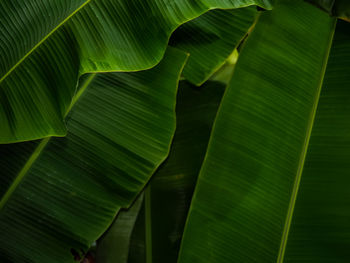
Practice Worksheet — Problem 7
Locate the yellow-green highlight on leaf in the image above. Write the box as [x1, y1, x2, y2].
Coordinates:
[0, 48, 187, 263]
[169, 7, 257, 85]
[0, 0, 274, 143]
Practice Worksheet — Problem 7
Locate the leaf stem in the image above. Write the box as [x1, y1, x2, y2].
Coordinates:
[145, 186, 153, 263]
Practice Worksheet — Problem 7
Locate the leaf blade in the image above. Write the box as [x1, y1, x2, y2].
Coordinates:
[0, 0, 274, 143]
[170, 8, 257, 85]
[126, 81, 226, 263]
[178, 1, 336, 262]
[0, 48, 187, 263]
[284, 19, 350, 262]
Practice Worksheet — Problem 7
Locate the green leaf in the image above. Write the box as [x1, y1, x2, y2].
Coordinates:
[333, 0, 350, 21]
[304, 0, 334, 13]
[144, 81, 225, 263]
[306, 0, 350, 21]
[0, 0, 273, 143]
[128, 201, 147, 263]
[0, 0, 89, 143]
[170, 7, 257, 85]
[284, 19, 350, 262]
[209, 49, 239, 85]
[0, 48, 187, 263]
[70, 0, 274, 74]
[178, 1, 337, 262]
[122, 81, 225, 263]
[96, 194, 144, 263]
[0, 0, 89, 78]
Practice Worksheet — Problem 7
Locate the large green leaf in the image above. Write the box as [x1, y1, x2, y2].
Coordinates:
[178, 1, 338, 262]
[0, 0, 89, 142]
[0, 0, 273, 143]
[0, 48, 187, 263]
[142, 81, 225, 263]
[70, 0, 274, 73]
[108, 81, 225, 263]
[170, 8, 257, 85]
[0, 0, 89, 78]
[284, 19, 350, 262]
[306, 0, 350, 21]
[0, 1, 88, 140]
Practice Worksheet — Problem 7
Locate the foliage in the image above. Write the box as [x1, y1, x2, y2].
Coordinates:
[1, 0, 350, 262]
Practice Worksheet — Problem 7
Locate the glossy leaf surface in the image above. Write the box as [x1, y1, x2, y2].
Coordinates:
[0, 0, 273, 143]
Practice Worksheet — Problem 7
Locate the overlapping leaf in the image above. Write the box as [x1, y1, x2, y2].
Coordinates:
[96, 194, 144, 263]
[178, 1, 339, 262]
[0, 48, 187, 263]
[306, 0, 350, 21]
[170, 8, 257, 85]
[141, 81, 225, 263]
[98, 81, 225, 263]
[0, 0, 273, 143]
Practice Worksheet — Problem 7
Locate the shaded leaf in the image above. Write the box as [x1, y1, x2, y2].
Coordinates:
[0, 48, 187, 263]
[96, 194, 144, 263]
[306, 0, 350, 21]
[178, 1, 337, 262]
[305, 0, 334, 13]
[333, 0, 350, 21]
[119, 81, 225, 263]
[142, 81, 225, 263]
[284, 19, 350, 262]
[170, 7, 257, 85]
[128, 202, 147, 263]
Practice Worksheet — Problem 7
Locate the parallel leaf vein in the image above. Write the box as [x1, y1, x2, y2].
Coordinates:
[0, 0, 91, 84]
[277, 19, 337, 263]
[0, 74, 96, 211]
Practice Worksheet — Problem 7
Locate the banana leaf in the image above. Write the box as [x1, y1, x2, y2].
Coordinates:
[178, 0, 344, 262]
[210, 49, 239, 85]
[305, 0, 334, 13]
[96, 81, 225, 263]
[141, 81, 226, 263]
[128, 201, 147, 263]
[170, 8, 257, 85]
[0, 48, 187, 263]
[306, 0, 350, 21]
[96, 194, 144, 263]
[283, 19, 350, 262]
[0, 0, 273, 143]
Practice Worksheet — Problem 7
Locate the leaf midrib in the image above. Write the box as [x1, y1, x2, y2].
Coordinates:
[0, 74, 96, 211]
[276, 18, 337, 263]
[0, 0, 91, 84]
